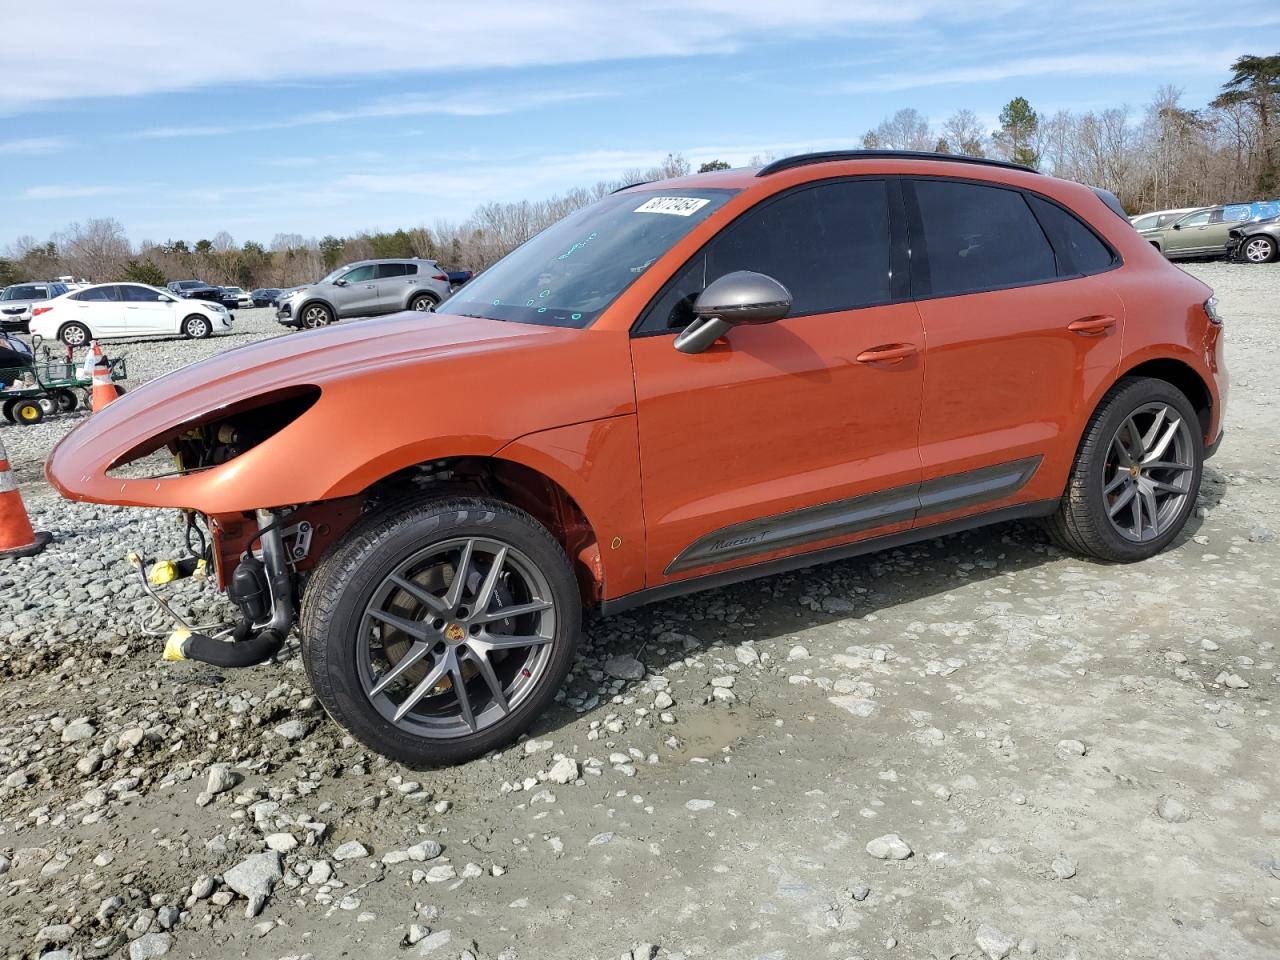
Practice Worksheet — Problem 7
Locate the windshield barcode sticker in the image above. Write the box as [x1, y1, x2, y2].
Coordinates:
[634, 196, 711, 217]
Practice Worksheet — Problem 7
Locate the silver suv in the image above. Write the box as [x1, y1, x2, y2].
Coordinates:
[2, 282, 69, 333]
[276, 258, 452, 329]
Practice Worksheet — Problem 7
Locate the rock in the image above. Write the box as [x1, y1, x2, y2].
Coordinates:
[523, 738, 553, 755]
[222, 851, 282, 917]
[604, 655, 645, 680]
[417, 929, 453, 953]
[406, 924, 430, 945]
[425, 864, 456, 882]
[865, 834, 912, 860]
[632, 945, 658, 960]
[266, 833, 299, 853]
[829, 696, 876, 718]
[205, 764, 237, 796]
[735, 645, 760, 665]
[849, 883, 871, 901]
[191, 875, 215, 899]
[60, 720, 95, 743]
[654, 691, 674, 710]
[685, 799, 715, 812]
[787, 645, 810, 661]
[1156, 795, 1191, 823]
[548, 757, 579, 784]
[1216, 671, 1250, 689]
[975, 923, 1017, 960]
[1051, 857, 1077, 879]
[407, 840, 442, 861]
[35, 924, 75, 946]
[117, 726, 146, 749]
[129, 933, 172, 959]
[333, 841, 369, 861]
[1055, 739, 1087, 758]
[273, 719, 308, 741]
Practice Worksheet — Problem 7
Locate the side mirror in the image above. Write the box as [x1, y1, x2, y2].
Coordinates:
[1172, 223, 1182, 230]
[333, 278, 348, 287]
[673, 271, 792, 355]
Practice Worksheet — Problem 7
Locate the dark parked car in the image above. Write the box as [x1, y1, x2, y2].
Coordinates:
[166, 279, 223, 303]
[446, 270, 473, 290]
[250, 288, 284, 307]
[1227, 216, 1280, 263]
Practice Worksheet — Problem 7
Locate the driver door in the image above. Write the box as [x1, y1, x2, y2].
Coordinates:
[118, 284, 175, 335]
[331, 264, 378, 317]
[629, 178, 926, 586]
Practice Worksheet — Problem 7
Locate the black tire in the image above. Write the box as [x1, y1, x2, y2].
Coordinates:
[300, 496, 581, 767]
[13, 399, 44, 424]
[410, 293, 439, 312]
[1, 398, 16, 423]
[299, 302, 334, 329]
[1046, 377, 1203, 562]
[53, 389, 78, 413]
[114, 384, 127, 397]
[183, 314, 212, 339]
[1242, 235, 1277, 264]
[59, 322, 91, 348]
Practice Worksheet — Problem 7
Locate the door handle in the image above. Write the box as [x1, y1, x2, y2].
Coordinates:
[855, 343, 917, 364]
[1067, 316, 1116, 335]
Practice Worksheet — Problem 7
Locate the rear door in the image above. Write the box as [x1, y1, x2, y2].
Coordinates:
[70, 285, 126, 336]
[118, 284, 177, 335]
[905, 178, 1125, 523]
[373, 262, 414, 313]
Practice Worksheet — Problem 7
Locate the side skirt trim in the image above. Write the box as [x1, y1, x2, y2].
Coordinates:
[665, 456, 1042, 575]
[600, 498, 1059, 617]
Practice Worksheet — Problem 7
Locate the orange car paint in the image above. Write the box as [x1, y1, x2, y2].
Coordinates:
[46, 156, 1226, 606]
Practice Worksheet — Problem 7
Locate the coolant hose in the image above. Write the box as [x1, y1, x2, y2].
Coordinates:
[163, 628, 284, 667]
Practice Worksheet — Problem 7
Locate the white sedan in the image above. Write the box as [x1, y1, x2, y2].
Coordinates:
[29, 282, 233, 347]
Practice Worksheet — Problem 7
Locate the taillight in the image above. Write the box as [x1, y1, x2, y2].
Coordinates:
[1204, 296, 1223, 325]
[32, 306, 52, 317]
[432, 274, 448, 282]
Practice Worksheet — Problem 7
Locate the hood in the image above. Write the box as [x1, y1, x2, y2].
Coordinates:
[46, 310, 634, 512]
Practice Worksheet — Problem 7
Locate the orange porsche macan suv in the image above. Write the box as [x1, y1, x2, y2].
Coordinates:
[48, 151, 1227, 765]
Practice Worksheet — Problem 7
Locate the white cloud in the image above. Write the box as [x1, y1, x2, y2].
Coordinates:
[1, 1, 994, 111]
[22, 185, 126, 200]
[0, 137, 70, 155]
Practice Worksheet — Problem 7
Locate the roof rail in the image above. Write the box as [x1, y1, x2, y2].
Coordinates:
[755, 150, 1039, 177]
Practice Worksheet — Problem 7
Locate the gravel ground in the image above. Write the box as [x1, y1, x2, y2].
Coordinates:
[1, 265, 1278, 960]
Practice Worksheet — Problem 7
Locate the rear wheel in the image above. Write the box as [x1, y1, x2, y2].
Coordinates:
[1047, 377, 1202, 562]
[300, 497, 581, 767]
[1243, 236, 1277, 264]
[300, 303, 333, 329]
[410, 293, 439, 312]
[59, 322, 90, 348]
[52, 388, 78, 413]
[13, 399, 44, 424]
[1, 399, 17, 423]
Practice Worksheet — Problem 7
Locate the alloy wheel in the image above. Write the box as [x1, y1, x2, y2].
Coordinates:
[302, 305, 329, 328]
[1102, 402, 1195, 542]
[1244, 238, 1274, 263]
[62, 325, 86, 346]
[188, 318, 209, 337]
[357, 537, 557, 740]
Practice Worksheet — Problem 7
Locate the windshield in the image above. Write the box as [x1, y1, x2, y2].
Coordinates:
[442, 188, 737, 328]
[319, 266, 350, 284]
[3, 286, 43, 300]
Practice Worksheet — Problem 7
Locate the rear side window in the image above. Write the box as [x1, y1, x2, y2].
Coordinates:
[376, 263, 409, 279]
[911, 179, 1056, 297]
[75, 286, 120, 302]
[640, 178, 891, 331]
[1027, 196, 1116, 276]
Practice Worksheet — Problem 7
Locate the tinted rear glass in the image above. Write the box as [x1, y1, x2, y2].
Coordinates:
[913, 179, 1056, 296]
[1027, 196, 1116, 276]
[76, 286, 120, 302]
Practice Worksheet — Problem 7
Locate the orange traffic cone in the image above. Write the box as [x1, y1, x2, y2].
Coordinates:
[91, 357, 118, 413]
[0, 434, 51, 558]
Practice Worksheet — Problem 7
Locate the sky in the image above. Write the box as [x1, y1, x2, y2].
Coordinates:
[0, 1, 1271, 250]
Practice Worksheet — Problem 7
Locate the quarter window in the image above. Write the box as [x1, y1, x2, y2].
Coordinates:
[1027, 196, 1116, 276]
[911, 179, 1056, 296]
[641, 179, 892, 331]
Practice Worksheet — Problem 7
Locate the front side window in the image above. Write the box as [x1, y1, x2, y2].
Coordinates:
[912, 179, 1056, 297]
[341, 265, 376, 283]
[640, 179, 892, 332]
[1177, 211, 1212, 227]
[442, 189, 736, 328]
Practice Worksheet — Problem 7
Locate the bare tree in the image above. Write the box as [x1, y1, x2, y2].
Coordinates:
[58, 219, 130, 281]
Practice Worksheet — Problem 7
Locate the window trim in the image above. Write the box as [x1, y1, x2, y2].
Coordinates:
[631, 175, 905, 338]
[901, 175, 1121, 302]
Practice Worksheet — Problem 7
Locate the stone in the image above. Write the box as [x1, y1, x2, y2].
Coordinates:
[1156, 795, 1191, 823]
[1051, 857, 1077, 879]
[273, 719, 308, 741]
[191, 875, 215, 899]
[407, 840, 443, 861]
[417, 929, 453, 953]
[333, 840, 370, 861]
[129, 933, 172, 959]
[60, 720, 95, 743]
[865, 834, 912, 860]
[685, 798, 715, 811]
[117, 726, 146, 749]
[222, 851, 282, 916]
[1055, 739, 1087, 758]
[604, 655, 645, 680]
[975, 923, 1017, 960]
[548, 757, 579, 784]
[788, 645, 810, 660]
[266, 833, 299, 853]
[205, 764, 236, 796]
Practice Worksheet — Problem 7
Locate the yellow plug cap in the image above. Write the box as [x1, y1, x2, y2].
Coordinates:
[148, 560, 179, 586]
[162, 629, 191, 661]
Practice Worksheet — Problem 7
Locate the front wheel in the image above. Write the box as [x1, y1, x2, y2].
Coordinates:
[183, 314, 212, 339]
[1243, 236, 1277, 264]
[1046, 377, 1203, 562]
[300, 303, 334, 329]
[300, 497, 581, 767]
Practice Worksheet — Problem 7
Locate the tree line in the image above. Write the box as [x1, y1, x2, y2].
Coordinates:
[2, 53, 1275, 291]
